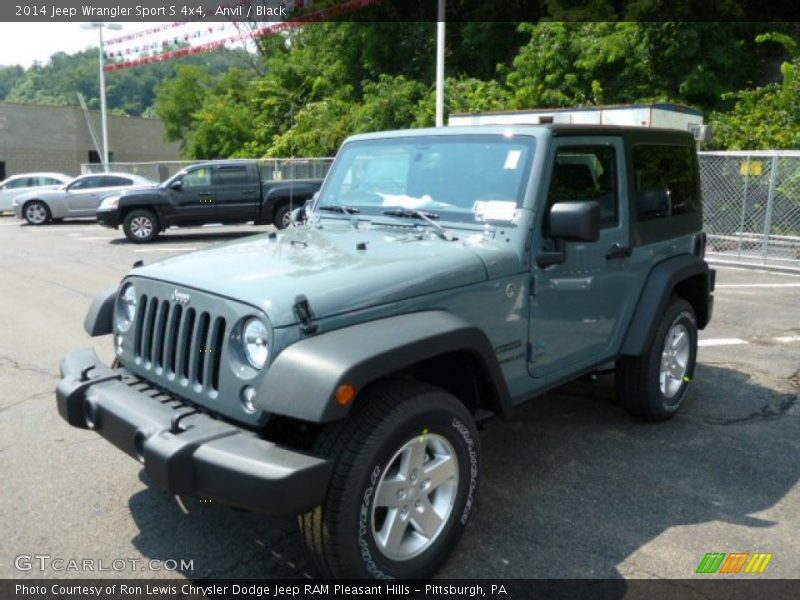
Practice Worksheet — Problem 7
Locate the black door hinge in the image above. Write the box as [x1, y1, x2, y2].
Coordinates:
[293, 294, 318, 334]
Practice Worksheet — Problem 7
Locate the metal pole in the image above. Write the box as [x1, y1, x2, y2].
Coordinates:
[435, 0, 445, 127]
[98, 26, 109, 171]
[736, 156, 750, 257]
[762, 155, 779, 264]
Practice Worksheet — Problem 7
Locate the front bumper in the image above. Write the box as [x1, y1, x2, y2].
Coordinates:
[56, 348, 332, 515]
[96, 209, 120, 228]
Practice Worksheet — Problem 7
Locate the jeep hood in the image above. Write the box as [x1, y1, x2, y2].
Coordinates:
[132, 224, 511, 327]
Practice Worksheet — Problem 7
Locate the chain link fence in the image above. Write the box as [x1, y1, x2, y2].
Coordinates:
[80, 158, 334, 183]
[699, 151, 800, 268]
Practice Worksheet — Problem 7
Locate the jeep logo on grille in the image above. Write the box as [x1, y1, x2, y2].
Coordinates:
[171, 290, 191, 306]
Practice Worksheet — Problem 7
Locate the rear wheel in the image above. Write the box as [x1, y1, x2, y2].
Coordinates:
[123, 209, 160, 243]
[273, 204, 293, 230]
[616, 297, 697, 421]
[23, 200, 51, 225]
[299, 380, 479, 579]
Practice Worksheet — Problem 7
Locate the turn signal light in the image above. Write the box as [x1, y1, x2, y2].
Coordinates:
[335, 384, 356, 406]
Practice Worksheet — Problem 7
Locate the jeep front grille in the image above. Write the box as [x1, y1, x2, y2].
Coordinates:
[133, 294, 226, 393]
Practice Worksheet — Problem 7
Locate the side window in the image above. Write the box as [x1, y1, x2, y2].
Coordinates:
[183, 167, 211, 188]
[41, 177, 63, 186]
[6, 177, 33, 189]
[632, 144, 699, 220]
[215, 166, 249, 186]
[547, 145, 617, 228]
[68, 178, 93, 190]
[101, 176, 132, 187]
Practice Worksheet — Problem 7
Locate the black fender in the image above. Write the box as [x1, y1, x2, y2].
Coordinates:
[620, 254, 715, 356]
[83, 287, 117, 336]
[264, 181, 321, 221]
[257, 311, 512, 423]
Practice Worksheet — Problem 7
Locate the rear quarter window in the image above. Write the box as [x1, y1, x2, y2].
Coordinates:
[632, 144, 700, 220]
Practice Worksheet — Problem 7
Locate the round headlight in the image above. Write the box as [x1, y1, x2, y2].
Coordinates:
[117, 283, 137, 332]
[242, 318, 269, 369]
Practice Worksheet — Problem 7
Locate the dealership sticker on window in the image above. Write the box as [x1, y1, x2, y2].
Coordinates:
[474, 200, 517, 221]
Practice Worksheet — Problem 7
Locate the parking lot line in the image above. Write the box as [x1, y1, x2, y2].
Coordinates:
[716, 283, 800, 288]
[774, 335, 800, 344]
[74, 236, 117, 241]
[698, 338, 749, 347]
[133, 247, 198, 253]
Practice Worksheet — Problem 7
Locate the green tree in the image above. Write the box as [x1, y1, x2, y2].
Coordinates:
[153, 64, 214, 147]
[710, 33, 800, 149]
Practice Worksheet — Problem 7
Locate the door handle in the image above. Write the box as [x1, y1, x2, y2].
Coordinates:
[199, 192, 212, 197]
[606, 242, 632, 260]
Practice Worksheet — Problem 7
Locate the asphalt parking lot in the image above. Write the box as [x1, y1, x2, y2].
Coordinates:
[0, 216, 798, 582]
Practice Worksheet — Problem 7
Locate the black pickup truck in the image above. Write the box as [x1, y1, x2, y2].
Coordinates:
[95, 160, 323, 242]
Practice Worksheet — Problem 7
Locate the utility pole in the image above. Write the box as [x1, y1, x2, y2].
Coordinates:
[435, 0, 445, 127]
[82, 22, 122, 171]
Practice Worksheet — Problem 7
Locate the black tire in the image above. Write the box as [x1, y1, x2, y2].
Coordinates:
[299, 380, 480, 579]
[616, 297, 698, 421]
[273, 203, 293, 230]
[23, 200, 51, 225]
[123, 209, 160, 243]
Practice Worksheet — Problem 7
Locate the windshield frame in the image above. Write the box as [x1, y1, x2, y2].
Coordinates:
[314, 133, 537, 226]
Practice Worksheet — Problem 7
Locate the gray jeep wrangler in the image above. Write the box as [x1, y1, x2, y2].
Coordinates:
[56, 125, 714, 579]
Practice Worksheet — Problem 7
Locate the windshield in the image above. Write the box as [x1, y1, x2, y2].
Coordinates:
[316, 134, 535, 224]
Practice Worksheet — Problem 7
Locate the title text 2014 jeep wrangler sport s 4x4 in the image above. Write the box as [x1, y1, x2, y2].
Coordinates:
[56, 125, 714, 579]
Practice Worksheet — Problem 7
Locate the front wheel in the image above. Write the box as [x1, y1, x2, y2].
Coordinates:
[300, 380, 480, 579]
[123, 209, 160, 243]
[616, 297, 698, 421]
[23, 200, 51, 225]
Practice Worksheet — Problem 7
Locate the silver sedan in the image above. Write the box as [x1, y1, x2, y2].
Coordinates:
[13, 172, 155, 225]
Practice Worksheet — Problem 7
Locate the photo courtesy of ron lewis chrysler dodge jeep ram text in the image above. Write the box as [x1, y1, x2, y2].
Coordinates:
[56, 124, 714, 579]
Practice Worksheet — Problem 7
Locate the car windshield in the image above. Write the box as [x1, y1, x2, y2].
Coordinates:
[316, 134, 536, 225]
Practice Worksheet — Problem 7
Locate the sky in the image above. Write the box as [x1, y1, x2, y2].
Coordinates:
[0, 22, 227, 68]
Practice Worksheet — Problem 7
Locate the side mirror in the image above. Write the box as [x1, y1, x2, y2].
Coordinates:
[169, 180, 183, 192]
[549, 200, 601, 242]
[537, 200, 601, 267]
[289, 206, 307, 226]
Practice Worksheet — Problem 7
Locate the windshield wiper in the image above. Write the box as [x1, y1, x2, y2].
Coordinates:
[317, 204, 361, 227]
[382, 209, 456, 241]
[318, 205, 361, 215]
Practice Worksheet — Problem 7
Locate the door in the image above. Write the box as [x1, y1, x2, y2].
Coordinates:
[167, 165, 216, 223]
[528, 138, 637, 377]
[63, 175, 108, 214]
[212, 164, 259, 221]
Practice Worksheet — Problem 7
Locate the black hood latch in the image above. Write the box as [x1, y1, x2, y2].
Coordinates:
[293, 295, 318, 335]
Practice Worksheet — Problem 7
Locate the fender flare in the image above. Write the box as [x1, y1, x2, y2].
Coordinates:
[620, 254, 714, 356]
[257, 311, 512, 423]
[83, 287, 117, 336]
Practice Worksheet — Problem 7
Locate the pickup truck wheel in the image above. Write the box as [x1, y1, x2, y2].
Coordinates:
[616, 297, 697, 421]
[123, 209, 160, 243]
[299, 380, 479, 579]
[273, 204, 292, 230]
[23, 200, 51, 225]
